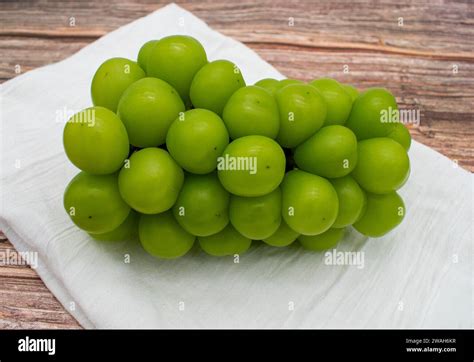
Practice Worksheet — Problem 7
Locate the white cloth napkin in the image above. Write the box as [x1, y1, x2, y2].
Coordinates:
[0, 3, 472, 329]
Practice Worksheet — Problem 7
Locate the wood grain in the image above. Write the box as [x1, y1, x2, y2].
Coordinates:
[0, 0, 472, 329]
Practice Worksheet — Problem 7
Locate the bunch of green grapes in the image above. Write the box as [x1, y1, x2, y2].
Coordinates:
[63, 35, 411, 259]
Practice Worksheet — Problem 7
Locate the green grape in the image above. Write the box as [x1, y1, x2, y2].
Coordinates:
[275, 83, 327, 148]
[254, 79, 302, 96]
[139, 211, 195, 259]
[342, 84, 359, 102]
[293, 125, 358, 178]
[229, 187, 281, 240]
[117, 77, 185, 148]
[345, 87, 398, 140]
[353, 191, 405, 237]
[89, 210, 139, 241]
[118, 148, 184, 214]
[277, 79, 304, 90]
[299, 228, 345, 251]
[281, 170, 339, 235]
[217, 135, 286, 197]
[262, 220, 299, 247]
[147, 35, 207, 104]
[198, 224, 252, 257]
[173, 173, 230, 236]
[387, 122, 412, 151]
[222, 85, 280, 139]
[309, 78, 353, 125]
[329, 176, 367, 228]
[91, 58, 145, 112]
[137, 40, 159, 73]
[352, 138, 410, 194]
[63, 107, 129, 175]
[189, 60, 245, 115]
[166, 109, 229, 174]
[63, 172, 130, 234]
[254, 78, 280, 95]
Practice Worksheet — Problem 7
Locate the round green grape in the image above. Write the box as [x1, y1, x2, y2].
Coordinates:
[329, 176, 367, 228]
[275, 83, 327, 148]
[310, 78, 353, 125]
[342, 84, 359, 102]
[352, 138, 410, 194]
[299, 228, 345, 251]
[64, 172, 131, 234]
[63, 106, 129, 175]
[353, 191, 405, 237]
[222, 85, 280, 139]
[118, 148, 184, 214]
[117, 77, 185, 147]
[173, 173, 230, 236]
[217, 135, 286, 197]
[190, 60, 245, 115]
[137, 40, 159, 73]
[139, 211, 195, 259]
[281, 170, 339, 235]
[147, 35, 207, 104]
[254, 78, 280, 95]
[89, 210, 139, 241]
[388, 122, 412, 151]
[293, 125, 358, 178]
[91, 58, 145, 112]
[229, 187, 281, 240]
[345, 87, 398, 140]
[262, 220, 299, 247]
[166, 109, 229, 174]
[198, 225, 252, 257]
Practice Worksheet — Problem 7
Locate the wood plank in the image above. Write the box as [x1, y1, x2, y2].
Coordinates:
[0, 1, 473, 53]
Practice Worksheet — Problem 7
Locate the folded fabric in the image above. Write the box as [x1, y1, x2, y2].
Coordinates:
[0, 3, 471, 329]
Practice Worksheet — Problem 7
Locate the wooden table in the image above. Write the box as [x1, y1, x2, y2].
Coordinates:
[0, 0, 472, 329]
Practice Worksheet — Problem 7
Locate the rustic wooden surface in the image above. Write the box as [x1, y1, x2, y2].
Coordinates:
[0, 0, 472, 329]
